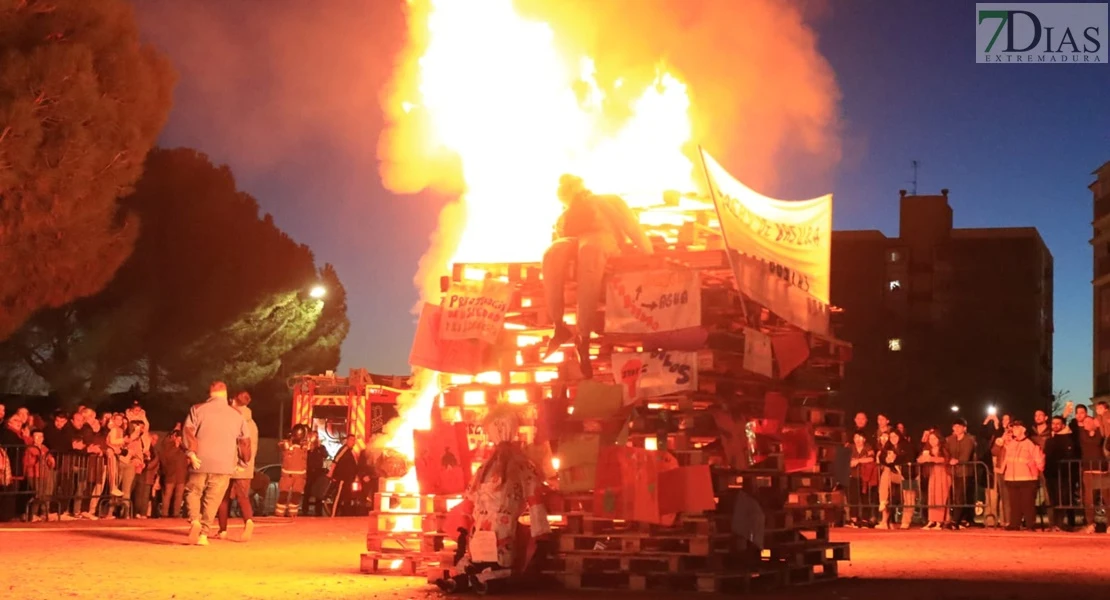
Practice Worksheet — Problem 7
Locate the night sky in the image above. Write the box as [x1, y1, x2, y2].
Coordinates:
[136, 1, 1109, 402]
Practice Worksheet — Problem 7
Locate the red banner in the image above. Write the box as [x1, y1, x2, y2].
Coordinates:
[592, 447, 678, 523]
[413, 417, 472, 494]
[658, 465, 716, 515]
[778, 424, 818, 473]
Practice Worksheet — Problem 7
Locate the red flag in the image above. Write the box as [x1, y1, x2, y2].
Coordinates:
[771, 331, 810, 378]
[409, 303, 487, 374]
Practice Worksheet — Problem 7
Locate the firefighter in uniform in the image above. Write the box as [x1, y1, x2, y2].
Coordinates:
[542, 174, 654, 375]
[276, 424, 309, 518]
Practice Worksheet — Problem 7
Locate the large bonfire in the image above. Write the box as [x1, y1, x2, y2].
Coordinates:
[374, 0, 704, 497]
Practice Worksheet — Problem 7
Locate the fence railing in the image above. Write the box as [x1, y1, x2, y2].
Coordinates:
[841, 458, 1110, 528]
[1, 444, 130, 521]
[1, 444, 365, 522]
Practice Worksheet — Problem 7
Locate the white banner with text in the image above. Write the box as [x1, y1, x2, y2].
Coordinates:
[439, 278, 511, 344]
[605, 269, 701, 334]
[611, 350, 699, 404]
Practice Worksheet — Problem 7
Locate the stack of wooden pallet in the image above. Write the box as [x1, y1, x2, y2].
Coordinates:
[375, 198, 852, 590]
[361, 491, 460, 579]
[427, 239, 849, 590]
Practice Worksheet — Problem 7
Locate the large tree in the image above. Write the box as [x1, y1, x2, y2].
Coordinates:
[0, 0, 176, 340]
[0, 148, 348, 404]
[177, 263, 350, 393]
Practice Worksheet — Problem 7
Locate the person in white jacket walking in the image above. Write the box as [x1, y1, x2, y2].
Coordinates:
[993, 421, 1045, 531]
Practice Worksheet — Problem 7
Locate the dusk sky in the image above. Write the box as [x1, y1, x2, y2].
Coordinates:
[136, 1, 1108, 403]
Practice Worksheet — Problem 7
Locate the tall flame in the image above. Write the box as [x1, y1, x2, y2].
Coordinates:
[382, 0, 700, 285]
[375, 0, 702, 516]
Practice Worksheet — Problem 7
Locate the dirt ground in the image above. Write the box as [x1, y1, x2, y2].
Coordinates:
[1, 518, 1106, 600]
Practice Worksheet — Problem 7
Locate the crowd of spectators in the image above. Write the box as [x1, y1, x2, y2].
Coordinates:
[844, 401, 1110, 533]
[0, 400, 193, 522]
[0, 399, 383, 524]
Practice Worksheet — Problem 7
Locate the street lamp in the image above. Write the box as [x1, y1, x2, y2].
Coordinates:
[950, 405, 959, 413]
[309, 285, 327, 299]
[987, 405, 997, 416]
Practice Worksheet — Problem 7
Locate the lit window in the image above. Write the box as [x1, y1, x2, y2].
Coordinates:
[888, 338, 902, 351]
[888, 250, 901, 262]
[889, 280, 901, 291]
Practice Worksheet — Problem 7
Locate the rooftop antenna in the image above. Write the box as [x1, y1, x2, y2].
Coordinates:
[910, 160, 919, 196]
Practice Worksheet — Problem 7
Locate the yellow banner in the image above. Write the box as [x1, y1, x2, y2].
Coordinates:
[701, 149, 831, 335]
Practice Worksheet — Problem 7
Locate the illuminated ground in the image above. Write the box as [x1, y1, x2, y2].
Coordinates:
[1, 518, 1106, 600]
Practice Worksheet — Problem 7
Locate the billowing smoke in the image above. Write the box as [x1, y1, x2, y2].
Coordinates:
[514, 0, 843, 194]
[134, 0, 406, 173]
[377, 0, 842, 302]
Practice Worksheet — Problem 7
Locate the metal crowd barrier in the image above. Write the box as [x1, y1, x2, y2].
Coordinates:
[841, 458, 1109, 528]
[0, 445, 129, 521]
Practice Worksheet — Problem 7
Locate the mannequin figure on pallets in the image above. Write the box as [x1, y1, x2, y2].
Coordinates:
[541, 174, 654, 377]
[436, 409, 552, 594]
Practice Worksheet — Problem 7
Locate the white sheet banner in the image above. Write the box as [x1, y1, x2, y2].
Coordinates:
[611, 350, 698, 404]
[605, 269, 701, 334]
[742, 328, 773, 378]
[731, 251, 829, 336]
[439, 278, 511, 344]
[701, 148, 831, 335]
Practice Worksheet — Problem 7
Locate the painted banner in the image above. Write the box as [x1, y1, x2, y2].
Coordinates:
[409, 302, 489, 374]
[413, 419, 472, 494]
[742, 328, 773, 378]
[611, 350, 698, 404]
[700, 149, 831, 335]
[593, 447, 679, 524]
[440, 278, 511, 344]
[605, 269, 701, 334]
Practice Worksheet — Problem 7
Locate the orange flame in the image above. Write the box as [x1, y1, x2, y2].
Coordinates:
[376, 0, 703, 528]
[380, 0, 701, 293]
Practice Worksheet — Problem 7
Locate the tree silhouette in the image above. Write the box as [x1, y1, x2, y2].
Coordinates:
[0, 149, 348, 404]
[0, 0, 176, 340]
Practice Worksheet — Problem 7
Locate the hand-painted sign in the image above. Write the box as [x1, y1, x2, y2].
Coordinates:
[606, 270, 701, 334]
[440, 279, 511, 344]
[611, 350, 698, 403]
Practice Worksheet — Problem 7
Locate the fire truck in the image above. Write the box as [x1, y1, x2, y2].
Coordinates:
[288, 368, 409, 456]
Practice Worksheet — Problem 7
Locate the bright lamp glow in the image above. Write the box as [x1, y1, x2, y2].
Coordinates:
[309, 285, 327, 299]
[950, 405, 960, 412]
[987, 405, 997, 416]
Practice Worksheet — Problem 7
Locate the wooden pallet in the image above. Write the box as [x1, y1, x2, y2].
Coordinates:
[547, 551, 725, 575]
[764, 541, 850, 566]
[366, 511, 454, 535]
[561, 512, 727, 537]
[549, 565, 813, 594]
[556, 532, 731, 556]
[370, 492, 463, 514]
[359, 550, 455, 576]
[764, 507, 840, 531]
[763, 523, 832, 546]
[366, 530, 458, 554]
[714, 468, 838, 493]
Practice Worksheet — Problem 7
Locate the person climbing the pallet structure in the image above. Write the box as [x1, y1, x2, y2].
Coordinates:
[541, 173, 655, 377]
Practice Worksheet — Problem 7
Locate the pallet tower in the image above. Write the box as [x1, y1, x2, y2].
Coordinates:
[362, 195, 852, 592]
